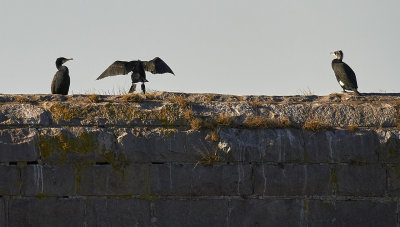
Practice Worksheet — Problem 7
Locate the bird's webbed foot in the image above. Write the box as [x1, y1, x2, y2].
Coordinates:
[352, 90, 362, 96]
[128, 84, 136, 93]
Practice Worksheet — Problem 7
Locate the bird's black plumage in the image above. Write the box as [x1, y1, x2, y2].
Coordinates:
[97, 57, 174, 94]
[51, 57, 73, 95]
[331, 50, 360, 96]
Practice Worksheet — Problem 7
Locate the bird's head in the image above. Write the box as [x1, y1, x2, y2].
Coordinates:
[330, 50, 343, 60]
[56, 57, 73, 66]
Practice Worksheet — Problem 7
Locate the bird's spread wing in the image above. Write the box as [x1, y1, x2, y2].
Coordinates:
[343, 62, 358, 88]
[96, 61, 135, 80]
[142, 57, 174, 75]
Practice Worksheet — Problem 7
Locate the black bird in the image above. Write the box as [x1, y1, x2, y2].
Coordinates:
[51, 57, 73, 95]
[330, 50, 361, 96]
[96, 57, 174, 94]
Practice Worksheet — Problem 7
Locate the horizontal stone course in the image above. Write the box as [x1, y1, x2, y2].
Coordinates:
[0, 93, 398, 128]
[306, 199, 397, 226]
[151, 164, 253, 196]
[335, 164, 387, 196]
[78, 164, 149, 196]
[6, 197, 87, 227]
[153, 199, 228, 227]
[228, 199, 303, 227]
[256, 164, 333, 196]
[21, 165, 75, 196]
[1, 197, 398, 227]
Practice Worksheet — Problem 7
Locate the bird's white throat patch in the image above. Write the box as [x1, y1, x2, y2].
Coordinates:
[339, 81, 345, 87]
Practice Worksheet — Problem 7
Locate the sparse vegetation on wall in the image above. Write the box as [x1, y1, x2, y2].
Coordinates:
[243, 116, 291, 129]
[303, 120, 333, 132]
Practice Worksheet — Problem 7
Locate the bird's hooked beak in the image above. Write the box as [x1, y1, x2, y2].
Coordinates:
[63, 58, 73, 63]
[330, 52, 338, 59]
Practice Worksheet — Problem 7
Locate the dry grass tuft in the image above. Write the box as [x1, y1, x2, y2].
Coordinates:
[190, 118, 203, 130]
[249, 101, 263, 109]
[204, 95, 215, 102]
[243, 116, 268, 128]
[236, 96, 244, 101]
[49, 103, 82, 122]
[216, 114, 235, 127]
[299, 87, 314, 96]
[189, 118, 217, 130]
[145, 92, 156, 100]
[273, 117, 291, 128]
[121, 94, 144, 103]
[86, 94, 100, 103]
[348, 124, 358, 132]
[209, 130, 220, 142]
[183, 108, 194, 121]
[243, 116, 291, 129]
[195, 149, 220, 167]
[303, 120, 333, 132]
[16, 96, 29, 103]
[169, 94, 188, 107]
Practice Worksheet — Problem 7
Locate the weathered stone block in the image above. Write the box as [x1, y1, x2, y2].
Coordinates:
[116, 128, 208, 163]
[191, 164, 253, 196]
[303, 130, 333, 163]
[331, 130, 379, 163]
[151, 164, 252, 196]
[336, 165, 386, 196]
[0, 104, 50, 126]
[219, 128, 305, 162]
[309, 103, 397, 127]
[150, 163, 192, 196]
[36, 127, 116, 164]
[254, 164, 332, 196]
[305, 199, 397, 226]
[6, 197, 86, 227]
[21, 165, 75, 196]
[376, 130, 400, 163]
[259, 103, 312, 126]
[153, 199, 228, 227]
[0, 165, 20, 195]
[303, 130, 379, 163]
[85, 198, 151, 226]
[77, 164, 149, 195]
[228, 199, 303, 226]
[0, 128, 38, 162]
[386, 165, 400, 196]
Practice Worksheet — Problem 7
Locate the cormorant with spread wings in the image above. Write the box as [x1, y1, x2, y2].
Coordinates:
[97, 57, 174, 94]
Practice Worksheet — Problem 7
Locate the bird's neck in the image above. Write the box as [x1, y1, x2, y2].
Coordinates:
[332, 59, 342, 63]
[56, 61, 63, 70]
[57, 65, 68, 72]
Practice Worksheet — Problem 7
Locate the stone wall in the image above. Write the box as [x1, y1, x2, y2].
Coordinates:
[1, 92, 400, 226]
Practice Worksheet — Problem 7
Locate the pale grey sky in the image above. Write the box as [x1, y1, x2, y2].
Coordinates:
[1, 0, 399, 95]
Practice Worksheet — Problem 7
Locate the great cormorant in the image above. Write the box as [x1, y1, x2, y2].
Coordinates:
[330, 50, 360, 96]
[51, 57, 73, 95]
[96, 57, 174, 94]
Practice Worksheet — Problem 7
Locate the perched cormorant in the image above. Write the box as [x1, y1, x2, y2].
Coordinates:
[51, 57, 73, 95]
[330, 50, 360, 96]
[96, 57, 174, 94]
